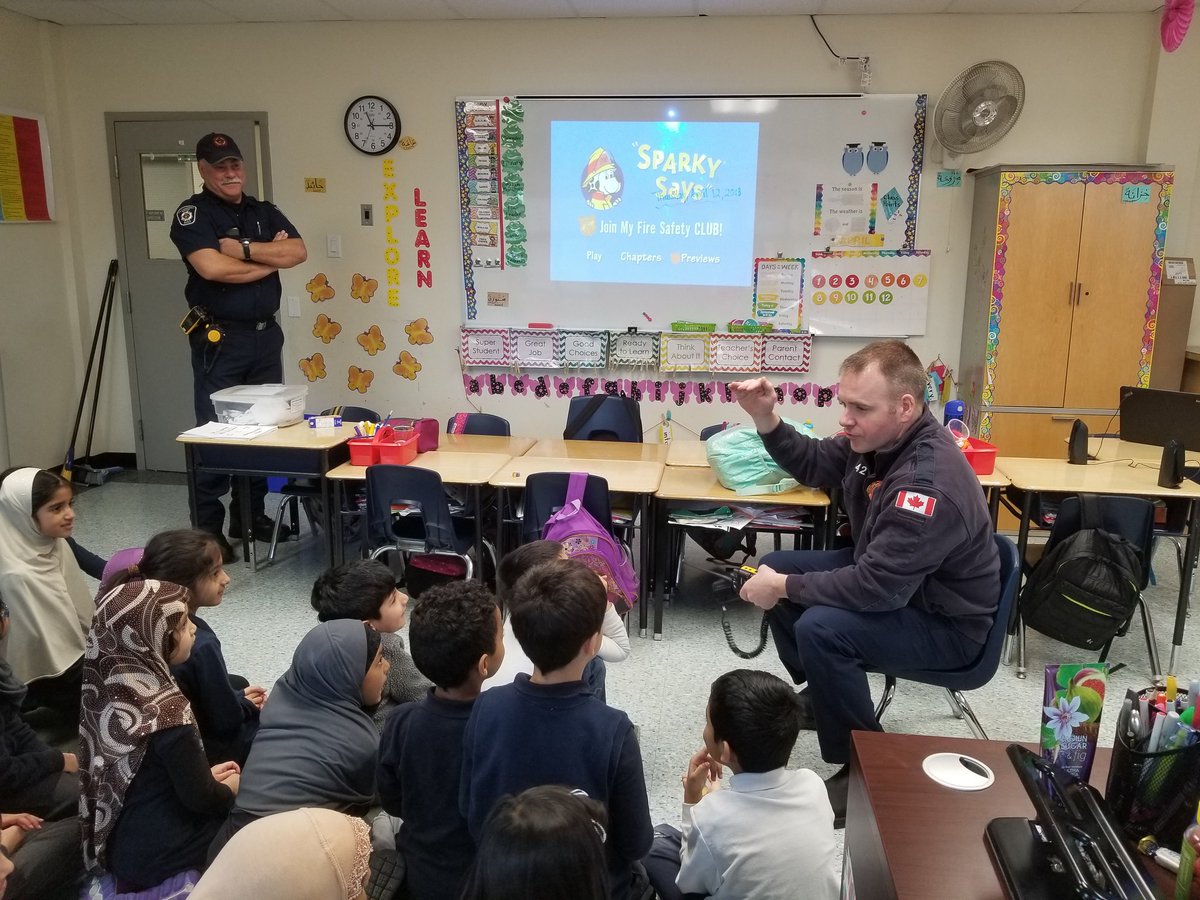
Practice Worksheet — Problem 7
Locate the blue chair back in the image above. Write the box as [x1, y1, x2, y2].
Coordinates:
[446, 413, 511, 436]
[564, 395, 642, 443]
[521, 472, 614, 544]
[892, 534, 1019, 691]
[326, 405, 381, 422]
[699, 423, 729, 441]
[365, 465, 469, 555]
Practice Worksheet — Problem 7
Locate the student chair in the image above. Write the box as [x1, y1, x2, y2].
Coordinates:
[267, 406, 381, 563]
[563, 395, 642, 442]
[520, 472, 617, 545]
[872, 534, 1020, 740]
[1012, 494, 1161, 679]
[446, 412, 511, 436]
[365, 464, 494, 582]
[698, 422, 730, 441]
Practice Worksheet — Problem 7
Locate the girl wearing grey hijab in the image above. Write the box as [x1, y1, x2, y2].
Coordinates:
[207, 619, 386, 862]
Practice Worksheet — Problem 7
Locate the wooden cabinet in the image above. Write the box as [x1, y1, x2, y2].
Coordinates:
[958, 167, 1172, 458]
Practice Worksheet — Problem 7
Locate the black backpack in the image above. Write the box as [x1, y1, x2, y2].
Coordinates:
[1019, 494, 1144, 650]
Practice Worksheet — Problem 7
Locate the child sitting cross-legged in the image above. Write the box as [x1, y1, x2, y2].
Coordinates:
[460, 558, 652, 900]
[376, 580, 505, 900]
[643, 669, 839, 900]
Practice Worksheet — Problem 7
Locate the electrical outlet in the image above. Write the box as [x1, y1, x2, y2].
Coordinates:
[327, 234, 342, 258]
[286, 295, 301, 318]
[361, 204, 373, 226]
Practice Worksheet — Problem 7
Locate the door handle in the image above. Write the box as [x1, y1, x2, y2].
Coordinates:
[1068, 281, 1076, 305]
[1076, 283, 1085, 304]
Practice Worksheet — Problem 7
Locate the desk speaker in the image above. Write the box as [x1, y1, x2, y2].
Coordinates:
[1159, 439, 1185, 489]
[1068, 419, 1089, 465]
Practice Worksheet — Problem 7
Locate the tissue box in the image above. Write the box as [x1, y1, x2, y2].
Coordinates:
[210, 384, 307, 427]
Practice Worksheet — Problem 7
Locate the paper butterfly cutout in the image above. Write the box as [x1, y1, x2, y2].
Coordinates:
[357, 325, 386, 356]
[792, 385, 808, 404]
[465, 374, 483, 396]
[719, 382, 735, 403]
[696, 382, 715, 404]
[603, 380, 621, 397]
[628, 381, 643, 402]
[298, 353, 326, 382]
[405, 318, 434, 346]
[305, 273, 335, 303]
[510, 375, 529, 396]
[773, 384, 786, 405]
[554, 377, 574, 398]
[672, 382, 689, 406]
[488, 374, 506, 396]
[347, 365, 374, 394]
[532, 376, 550, 399]
[351, 273, 379, 304]
[393, 351, 422, 380]
[579, 377, 598, 397]
[313, 314, 342, 344]
[817, 386, 834, 407]
[399, 136, 417, 151]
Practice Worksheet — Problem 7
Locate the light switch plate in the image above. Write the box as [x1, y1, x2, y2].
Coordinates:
[327, 234, 342, 258]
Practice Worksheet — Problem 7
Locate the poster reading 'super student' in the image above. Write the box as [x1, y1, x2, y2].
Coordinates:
[550, 120, 759, 288]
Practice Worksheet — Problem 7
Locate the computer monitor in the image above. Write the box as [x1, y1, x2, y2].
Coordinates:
[1118, 386, 1200, 452]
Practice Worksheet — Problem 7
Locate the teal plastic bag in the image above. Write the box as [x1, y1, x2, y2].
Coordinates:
[705, 420, 806, 496]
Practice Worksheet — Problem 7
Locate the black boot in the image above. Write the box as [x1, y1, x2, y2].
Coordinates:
[229, 513, 292, 543]
[825, 765, 849, 830]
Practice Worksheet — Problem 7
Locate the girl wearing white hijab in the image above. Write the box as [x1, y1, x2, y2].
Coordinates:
[193, 808, 370, 900]
[0, 468, 93, 715]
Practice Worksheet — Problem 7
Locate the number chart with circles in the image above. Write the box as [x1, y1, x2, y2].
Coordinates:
[806, 249, 931, 336]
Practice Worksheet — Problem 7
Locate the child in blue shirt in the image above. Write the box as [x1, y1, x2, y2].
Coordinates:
[460, 559, 652, 900]
[376, 581, 504, 900]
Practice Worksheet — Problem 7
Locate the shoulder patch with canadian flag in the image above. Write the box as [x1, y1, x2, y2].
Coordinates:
[895, 490, 937, 518]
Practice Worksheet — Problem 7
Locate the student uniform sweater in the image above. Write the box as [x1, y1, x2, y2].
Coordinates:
[460, 674, 652, 900]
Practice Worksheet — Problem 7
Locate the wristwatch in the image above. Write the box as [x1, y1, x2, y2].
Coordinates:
[240, 238, 252, 261]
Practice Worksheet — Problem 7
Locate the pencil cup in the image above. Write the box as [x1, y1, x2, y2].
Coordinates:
[1106, 687, 1200, 850]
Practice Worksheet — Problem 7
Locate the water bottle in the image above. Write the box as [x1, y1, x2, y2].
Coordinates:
[943, 400, 965, 427]
[800, 420, 817, 439]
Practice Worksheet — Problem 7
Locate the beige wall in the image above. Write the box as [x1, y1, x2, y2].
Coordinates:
[1146, 26, 1200, 344]
[1, 10, 1189, 461]
[0, 8, 81, 466]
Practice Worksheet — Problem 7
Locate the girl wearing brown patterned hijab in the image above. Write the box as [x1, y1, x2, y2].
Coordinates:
[80, 578, 238, 890]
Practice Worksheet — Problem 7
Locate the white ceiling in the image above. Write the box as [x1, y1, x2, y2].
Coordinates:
[0, 0, 1166, 26]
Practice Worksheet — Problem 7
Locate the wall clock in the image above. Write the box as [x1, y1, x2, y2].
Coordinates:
[344, 95, 400, 155]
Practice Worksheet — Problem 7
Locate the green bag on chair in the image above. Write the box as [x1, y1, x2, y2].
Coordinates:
[705, 420, 805, 496]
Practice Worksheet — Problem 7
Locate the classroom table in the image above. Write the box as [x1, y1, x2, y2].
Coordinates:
[488, 456, 665, 633]
[844, 731, 1184, 900]
[994, 455, 1200, 677]
[664, 440, 710, 467]
[977, 469, 1011, 524]
[651, 466, 831, 640]
[437, 433, 535, 456]
[176, 422, 354, 568]
[525, 438, 669, 462]
[325, 452, 512, 572]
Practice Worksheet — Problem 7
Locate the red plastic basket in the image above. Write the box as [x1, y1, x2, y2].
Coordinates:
[961, 437, 997, 476]
[348, 437, 380, 466]
[378, 432, 419, 465]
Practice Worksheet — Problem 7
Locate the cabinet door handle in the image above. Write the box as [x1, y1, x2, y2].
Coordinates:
[1050, 415, 1078, 421]
[1077, 282, 1085, 304]
[1068, 281, 1076, 305]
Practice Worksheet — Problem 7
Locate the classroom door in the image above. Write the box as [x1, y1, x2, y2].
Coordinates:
[110, 116, 266, 472]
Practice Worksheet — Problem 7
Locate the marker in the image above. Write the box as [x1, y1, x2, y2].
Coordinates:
[1167, 675, 1178, 706]
[527, 322, 553, 329]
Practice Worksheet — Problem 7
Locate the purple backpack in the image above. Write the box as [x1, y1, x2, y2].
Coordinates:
[540, 472, 638, 614]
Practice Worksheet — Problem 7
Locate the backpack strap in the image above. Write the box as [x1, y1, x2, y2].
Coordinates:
[1078, 493, 1102, 531]
[564, 395, 609, 440]
[566, 472, 588, 506]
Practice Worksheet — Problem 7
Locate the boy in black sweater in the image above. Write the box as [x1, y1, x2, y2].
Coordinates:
[460, 559, 652, 900]
[377, 581, 505, 900]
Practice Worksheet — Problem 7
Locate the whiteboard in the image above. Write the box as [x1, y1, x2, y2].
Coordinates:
[457, 94, 927, 330]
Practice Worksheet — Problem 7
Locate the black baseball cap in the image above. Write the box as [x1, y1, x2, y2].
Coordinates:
[196, 133, 242, 164]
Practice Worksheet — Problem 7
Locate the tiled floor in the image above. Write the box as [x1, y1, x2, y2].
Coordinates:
[74, 476, 1199, 873]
